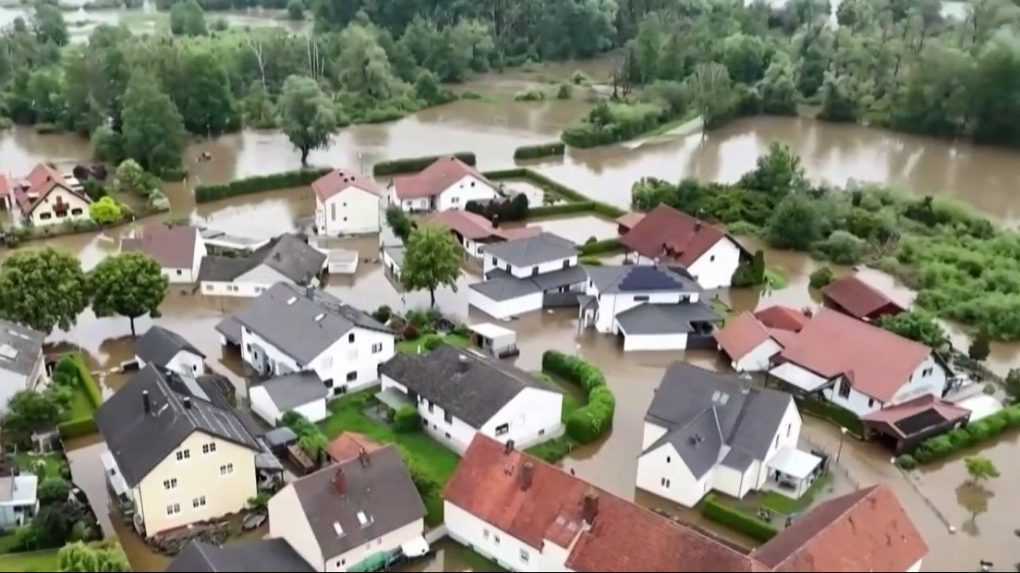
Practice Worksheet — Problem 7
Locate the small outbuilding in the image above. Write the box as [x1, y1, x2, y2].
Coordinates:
[467, 323, 519, 358]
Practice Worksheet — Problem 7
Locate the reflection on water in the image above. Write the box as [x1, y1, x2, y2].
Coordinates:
[956, 482, 994, 537]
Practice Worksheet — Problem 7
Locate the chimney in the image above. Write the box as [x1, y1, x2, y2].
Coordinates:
[694, 221, 702, 232]
[306, 285, 315, 300]
[457, 354, 470, 374]
[358, 448, 370, 468]
[333, 467, 347, 495]
[142, 390, 151, 415]
[582, 490, 599, 525]
[503, 440, 515, 455]
[519, 462, 534, 491]
[183, 397, 192, 410]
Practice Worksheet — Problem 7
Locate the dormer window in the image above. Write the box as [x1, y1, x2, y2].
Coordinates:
[357, 511, 373, 527]
[333, 522, 344, 538]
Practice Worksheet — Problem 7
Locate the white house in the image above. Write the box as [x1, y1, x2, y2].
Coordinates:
[0, 319, 47, 414]
[122, 224, 207, 284]
[379, 346, 563, 454]
[579, 265, 720, 352]
[0, 474, 38, 528]
[6, 164, 92, 228]
[388, 157, 500, 213]
[135, 326, 206, 378]
[620, 204, 747, 290]
[636, 363, 819, 508]
[313, 169, 383, 236]
[199, 234, 326, 298]
[423, 210, 541, 258]
[468, 232, 586, 320]
[268, 446, 428, 572]
[250, 372, 329, 426]
[221, 283, 395, 399]
[769, 309, 951, 418]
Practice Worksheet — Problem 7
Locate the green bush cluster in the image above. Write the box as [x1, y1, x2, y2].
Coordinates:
[282, 411, 329, 459]
[513, 142, 566, 160]
[513, 88, 546, 102]
[579, 238, 622, 257]
[702, 495, 778, 542]
[393, 406, 421, 433]
[54, 355, 102, 410]
[562, 102, 671, 148]
[373, 152, 476, 176]
[195, 168, 330, 203]
[542, 351, 615, 444]
[911, 405, 1020, 464]
[57, 417, 98, 440]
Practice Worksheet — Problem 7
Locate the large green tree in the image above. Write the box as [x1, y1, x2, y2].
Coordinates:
[120, 73, 186, 174]
[32, 2, 68, 47]
[401, 225, 461, 308]
[4, 388, 69, 445]
[0, 249, 90, 334]
[687, 62, 736, 129]
[89, 253, 169, 337]
[170, 0, 208, 37]
[278, 75, 336, 165]
[177, 49, 238, 135]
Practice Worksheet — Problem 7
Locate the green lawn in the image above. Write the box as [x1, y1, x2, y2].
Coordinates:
[0, 549, 59, 572]
[525, 372, 584, 463]
[14, 453, 67, 480]
[319, 391, 460, 526]
[396, 333, 470, 355]
[0, 531, 22, 554]
[66, 384, 95, 421]
[760, 473, 833, 516]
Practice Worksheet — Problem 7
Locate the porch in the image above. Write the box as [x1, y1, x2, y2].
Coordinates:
[764, 447, 825, 500]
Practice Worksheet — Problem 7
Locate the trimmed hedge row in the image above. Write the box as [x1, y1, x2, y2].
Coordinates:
[796, 397, 864, 438]
[542, 351, 615, 444]
[580, 238, 622, 257]
[906, 404, 1020, 466]
[57, 417, 98, 440]
[373, 152, 476, 176]
[195, 168, 331, 203]
[702, 496, 778, 543]
[514, 142, 566, 161]
[65, 355, 102, 410]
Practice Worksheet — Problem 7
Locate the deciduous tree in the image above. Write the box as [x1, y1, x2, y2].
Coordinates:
[89, 253, 169, 337]
[0, 249, 89, 334]
[401, 225, 461, 308]
[279, 75, 336, 165]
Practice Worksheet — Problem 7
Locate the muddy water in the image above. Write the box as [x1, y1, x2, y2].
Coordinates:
[516, 214, 619, 245]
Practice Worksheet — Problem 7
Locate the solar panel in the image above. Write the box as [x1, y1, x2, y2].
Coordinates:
[618, 266, 682, 292]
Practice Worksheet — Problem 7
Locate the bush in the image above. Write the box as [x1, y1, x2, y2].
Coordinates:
[421, 334, 445, 352]
[814, 230, 867, 265]
[809, 266, 835, 289]
[579, 238, 621, 257]
[393, 406, 421, 433]
[556, 84, 573, 100]
[895, 454, 917, 470]
[702, 496, 778, 542]
[562, 102, 670, 148]
[195, 168, 330, 203]
[38, 478, 70, 505]
[373, 152, 476, 177]
[287, 0, 303, 19]
[514, 142, 566, 161]
[514, 88, 546, 102]
[372, 305, 392, 324]
[57, 417, 98, 440]
[969, 331, 991, 361]
[1007, 369, 1020, 402]
[1004, 404, 1020, 427]
[402, 324, 420, 341]
[543, 351, 614, 444]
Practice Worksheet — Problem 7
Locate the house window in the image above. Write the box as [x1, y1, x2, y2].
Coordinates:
[520, 550, 530, 564]
[163, 478, 178, 490]
[445, 432, 451, 439]
[192, 496, 207, 509]
[451, 197, 460, 204]
[166, 503, 181, 516]
[176, 449, 191, 462]
[786, 424, 791, 438]
[710, 255, 716, 262]
[660, 477, 671, 488]
[563, 260, 570, 270]
[71, 208, 83, 216]
[39, 213, 52, 220]
[495, 423, 510, 436]
[428, 402, 434, 413]
[491, 256, 497, 267]
[371, 342, 383, 353]
[346, 371, 357, 382]
[220, 463, 234, 476]
[634, 295, 650, 302]
[348, 332, 356, 343]
[775, 435, 780, 448]
[444, 412, 453, 425]
[176, 269, 183, 276]
[494, 535, 501, 545]
[666, 456, 671, 464]
[202, 443, 217, 454]
[838, 378, 851, 398]
[483, 529, 490, 540]
[334, 387, 346, 397]
[331, 204, 336, 221]
[531, 266, 539, 276]
[868, 398, 875, 408]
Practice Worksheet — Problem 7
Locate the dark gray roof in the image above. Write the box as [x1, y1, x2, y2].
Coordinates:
[257, 371, 328, 412]
[198, 254, 260, 282]
[231, 283, 391, 366]
[644, 363, 793, 480]
[529, 264, 589, 291]
[585, 264, 701, 294]
[472, 265, 587, 303]
[381, 346, 557, 428]
[167, 539, 312, 573]
[482, 232, 576, 267]
[0, 319, 45, 377]
[135, 326, 205, 367]
[264, 427, 298, 449]
[198, 234, 325, 284]
[469, 276, 541, 301]
[616, 302, 721, 335]
[214, 316, 242, 345]
[96, 365, 259, 487]
[290, 446, 425, 560]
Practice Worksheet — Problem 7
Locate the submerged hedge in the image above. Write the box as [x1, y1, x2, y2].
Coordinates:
[904, 404, 1020, 466]
[484, 168, 625, 219]
[514, 142, 566, 160]
[195, 168, 331, 203]
[372, 152, 476, 176]
[542, 351, 615, 444]
[702, 495, 778, 542]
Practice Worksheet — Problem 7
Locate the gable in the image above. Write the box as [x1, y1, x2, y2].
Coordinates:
[235, 263, 294, 286]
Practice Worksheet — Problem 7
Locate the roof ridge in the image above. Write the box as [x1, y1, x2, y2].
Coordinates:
[771, 485, 881, 567]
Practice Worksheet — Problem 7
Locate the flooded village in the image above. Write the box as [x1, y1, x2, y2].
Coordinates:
[1, 58, 1019, 573]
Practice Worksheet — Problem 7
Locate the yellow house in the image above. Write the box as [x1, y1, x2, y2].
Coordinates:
[96, 365, 259, 538]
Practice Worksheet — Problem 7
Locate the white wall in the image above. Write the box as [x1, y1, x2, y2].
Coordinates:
[269, 484, 325, 570]
[732, 339, 783, 373]
[166, 350, 204, 378]
[635, 441, 711, 508]
[484, 254, 578, 279]
[444, 502, 569, 573]
[382, 376, 478, 454]
[480, 388, 564, 451]
[687, 238, 743, 290]
[318, 188, 381, 236]
[435, 175, 500, 212]
[468, 288, 544, 320]
[822, 357, 947, 418]
[388, 187, 432, 213]
[621, 332, 689, 352]
[585, 289, 700, 334]
[28, 186, 90, 227]
[201, 277, 276, 298]
[249, 386, 327, 426]
[712, 461, 758, 500]
[382, 250, 402, 279]
[326, 519, 424, 572]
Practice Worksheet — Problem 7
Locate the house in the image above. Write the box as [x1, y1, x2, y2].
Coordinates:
[311, 238, 360, 275]
[0, 319, 47, 413]
[326, 432, 383, 464]
[467, 322, 519, 358]
[6, 163, 92, 228]
[754, 485, 928, 572]
[423, 210, 541, 258]
[0, 473, 39, 528]
[199, 227, 272, 253]
[135, 326, 206, 378]
[620, 204, 748, 289]
[122, 224, 207, 284]
[822, 275, 906, 322]
[199, 234, 326, 298]
[218, 283, 394, 399]
[754, 305, 810, 333]
[312, 169, 383, 236]
[95, 365, 260, 537]
[637, 363, 819, 508]
[168, 539, 313, 573]
[468, 232, 586, 319]
[579, 265, 720, 352]
[861, 394, 971, 453]
[380, 346, 563, 454]
[615, 212, 645, 235]
[714, 312, 789, 372]
[388, 156, 500, 213]
[249, 371, 329, 426]
[268, 446, 428, 572]
[769, 309, 951, 417]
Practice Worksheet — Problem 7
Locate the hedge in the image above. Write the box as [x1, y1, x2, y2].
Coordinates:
[542, 351, 615, 444]
[195, 168, 331, 203]
[394, 406, 421, 433]
[514, 142, 566, 161]
[796, 397, 864, 437]
[579, 238, 622, 257]
[65, 355, 102, 410]
[910, 404, 1020, 465]
[702, 496, 778, 543]
[373, 152, 476, 176]
[57, 417, 98, 440]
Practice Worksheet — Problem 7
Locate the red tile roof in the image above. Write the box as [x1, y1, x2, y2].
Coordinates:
[445, 435, 758, 572]
[620, 205, 733, 267]
[312, 169, 383, 202]
[121, 224, 199, 270]
[715, 312, 774, 362]
[776, 309, 932, 402]
[424, 210, 540, 242]
[615, 212, 646, 233]
[11, 164, 90, 215]
[822, 275, 905, 321]
[754, 306, 809, 332]
[392, 157, 490, 200]
[753, 485, 928, 572]
[860, 395, 971, 437]
[326, 431, 384, 463]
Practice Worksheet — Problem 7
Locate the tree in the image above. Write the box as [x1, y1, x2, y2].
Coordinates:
[971, 30, 1020, 145]
[33, 2, 68, 47]
[111, 160, 157, 197]
[38, 477, 71, 505]
[89, 197, 123, 226]
[170, 0, 207, 37]
[1006, 369, 1020, 401]
[739, 142, 807, 198]
[385, 205, 413, 240]
[758, 55, 799, 115]
[335, 23, 400, 99]
[401, 226, 461, 308]
[279, 75, 336, 165]
[177, 49, 238, 136]
[58, 541, 130, 572]
[687, 62, 736, 129]
[809, 266, 835, 289]
[767, 194, 824, 250]
[969, 330, 991, 361]
[0, 249, 89, 334]
[878, 310, 948, 350]
[720, 33, 768, 84]
[414, 70, 441, 105]
[89, 253, 169, 337]
[120, 74, 186, 174]
[287, 0, 304, 21]
[4, 389, 66, 445]
[965, 456, 1000, 484]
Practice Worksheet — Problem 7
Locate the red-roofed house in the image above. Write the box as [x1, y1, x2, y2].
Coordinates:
[822, 275, 905, 322]
[312, 169, 384, 236]
[121, 224, 206, 284]
[388, 157, 500, 213]
[620, 205, 747, 289]
[754, 306, 809, 332]
[8, 164, 91, 228]
[423, 210, 541, 258]
[769, 309, 951, 417]
[715, 312, 785, 372]
[861, 394, 971, 452]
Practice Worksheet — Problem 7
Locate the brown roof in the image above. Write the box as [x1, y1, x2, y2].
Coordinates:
[822, 275, 905, 320]
[754, 306, 809, 332]
[424, 210, 541, 242]
[326, 432, 384, 463]
[620, 205, 733, 267]
[777, 309, 932, 402]
[392, 157, 490, 200]
[860, 395, 971, 437]
[715, 312, 774, 361]
[445, 435, 758, 572]
[312, 169, 383, 202]
[12, 164, 91, 215]
[753, 485, 928, 572]
[122, 224, 200, 269]
[615, 212, 646, 233]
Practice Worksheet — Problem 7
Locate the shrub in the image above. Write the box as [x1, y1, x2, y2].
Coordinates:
[195, 168, 330, 203]
[702, 496, 778, 542]
[562, 102, 669, 148]
[814, 230, 867, 265]
[38, 478, 70, 505]
[969, 331, 991, 361]
[372, 305, 392, 324]
[579, 238, 621, 257]
[1006, 369, 1020, 402]
[556, 84, 573, 100]
[514, 88, 546, 102]
[1004, 404, 1020, 427]
[57, 417, 98, 440]
[543, 351, 614, 444]
[514, 142, 566, 161]
[809, 266, 835, 289]
[895, 454, 917, 470]
[946, 428, 974, 449]
[393, 406, 421, 433]
[402, 324, 420, 341]
[373, 152, 476, 177]
[421, 334, 445, 352]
